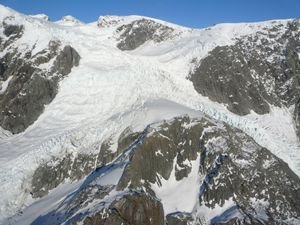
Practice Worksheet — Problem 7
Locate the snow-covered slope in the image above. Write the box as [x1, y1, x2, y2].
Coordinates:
[55, 15, 84, 26]
[29, 14, 49, 21]
[0, 4, 299, 224]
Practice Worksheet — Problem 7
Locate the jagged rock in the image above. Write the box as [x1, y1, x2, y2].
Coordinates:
[99, 192, 164, 225]
[116, 18, 175, 50]
[31, 153, 96, 198]
[25, 116, 300, 225]
[190, 45, 271, 115]
[52, 45, 80, 75]
[116, 117, 300, 224]
[190, 19, 300, 116]
[1, 8, 300, 225]
[3, 24, 23, 37]
[0, 73, 57, 133]
[166, 212, 193, 225]
[31, 190, 164, 225]
[81, 192, 164, 225]
[0, 37, 80, 133]
[97, 15, 124, 28]
[117, 117, 204, 190]
[31, 127, 140, 198]
[1, 20, 24, 48]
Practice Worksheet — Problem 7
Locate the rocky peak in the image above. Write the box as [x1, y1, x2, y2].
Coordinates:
[97, 15, 181, 50]
[97, 15, 125, 28]
[190, 19, 300, 116]
[113, 17, 180, 50]
[0, 17, 81, 133]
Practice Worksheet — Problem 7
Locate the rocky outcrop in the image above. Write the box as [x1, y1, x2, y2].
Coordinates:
[26, 116, 300, 225]
[0, 72, 58, 133]
[31, 152, 96, 198]
[116, 18, 176, 50]
[116, 117, 300, 224]
[32, 190, 164, 225]
[117, 117, 205, 190]
[166, 212, 193, 225]
[190, 19, 300, 116]
[0, 19, 80, 133]
[97, 15, 125, 28]
[31, 127, 140, 198]
[83, 192, 164, 225]
[2, 10, 300, 224]
[3, 23, 23, 38]
[51, 45, 80, 75]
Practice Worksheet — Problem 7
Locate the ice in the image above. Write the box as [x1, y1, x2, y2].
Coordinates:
[0, 76, 13, 94]
[0, 4, 298, 222]
[195, 197, 242, 224]
[151, 154, 201, 214]
[55, 15, 84, 26]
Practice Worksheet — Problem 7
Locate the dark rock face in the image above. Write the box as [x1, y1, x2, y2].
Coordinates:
[116, 18, 176, 50]
[190, 45, 271, 115]
[52, 45, 80, 76]
[1, 21, 24, 48]
[3, 24, 23, 37]
[166, 212, 193, 225]
[32, 180, 164, 225]
[117, 117, 300, 224]
[190, 19, 300, 116]
[117, 117, 205, 190]
[0, 20, 80, 133]
[97, 16, 124, 28]
[83, 192, 165, 225]
[0, 74, 57, 133]
[28, 116, 300, 225]
[31, 153, 96, 198]
[295, 99, 300, 137]
[31, 128, 140, 198]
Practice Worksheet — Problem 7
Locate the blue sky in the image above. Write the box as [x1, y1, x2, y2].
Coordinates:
[0, 0, 299, 28]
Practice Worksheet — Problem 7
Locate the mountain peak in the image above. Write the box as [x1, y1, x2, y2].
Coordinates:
[56, 15, 84, 26]
[97, 15, 126, 28]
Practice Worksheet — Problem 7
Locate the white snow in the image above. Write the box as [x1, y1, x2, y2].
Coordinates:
[0, 127, 11, 139]
[0, 4, 299, 223]
[55, 15, 84, 26]
[151, 154, 201, 214]
[195, 197, 242, 224]
[249, 197, 270, 222]
[0, 76, 13, 94]
[6, 181, 82, 225]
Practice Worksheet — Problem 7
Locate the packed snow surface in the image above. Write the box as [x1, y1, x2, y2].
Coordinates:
[0, 4, 299, 223]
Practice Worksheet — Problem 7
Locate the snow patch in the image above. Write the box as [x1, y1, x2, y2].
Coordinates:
[0, 76, 13, 95]
[151, 154, 201, 214]
[196, 197, 242, 224]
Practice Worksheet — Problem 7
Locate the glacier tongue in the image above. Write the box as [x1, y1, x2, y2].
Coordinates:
[0, 5, 299, 223]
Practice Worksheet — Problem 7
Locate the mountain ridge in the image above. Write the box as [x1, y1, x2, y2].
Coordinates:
[0, 4, 299, 225]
